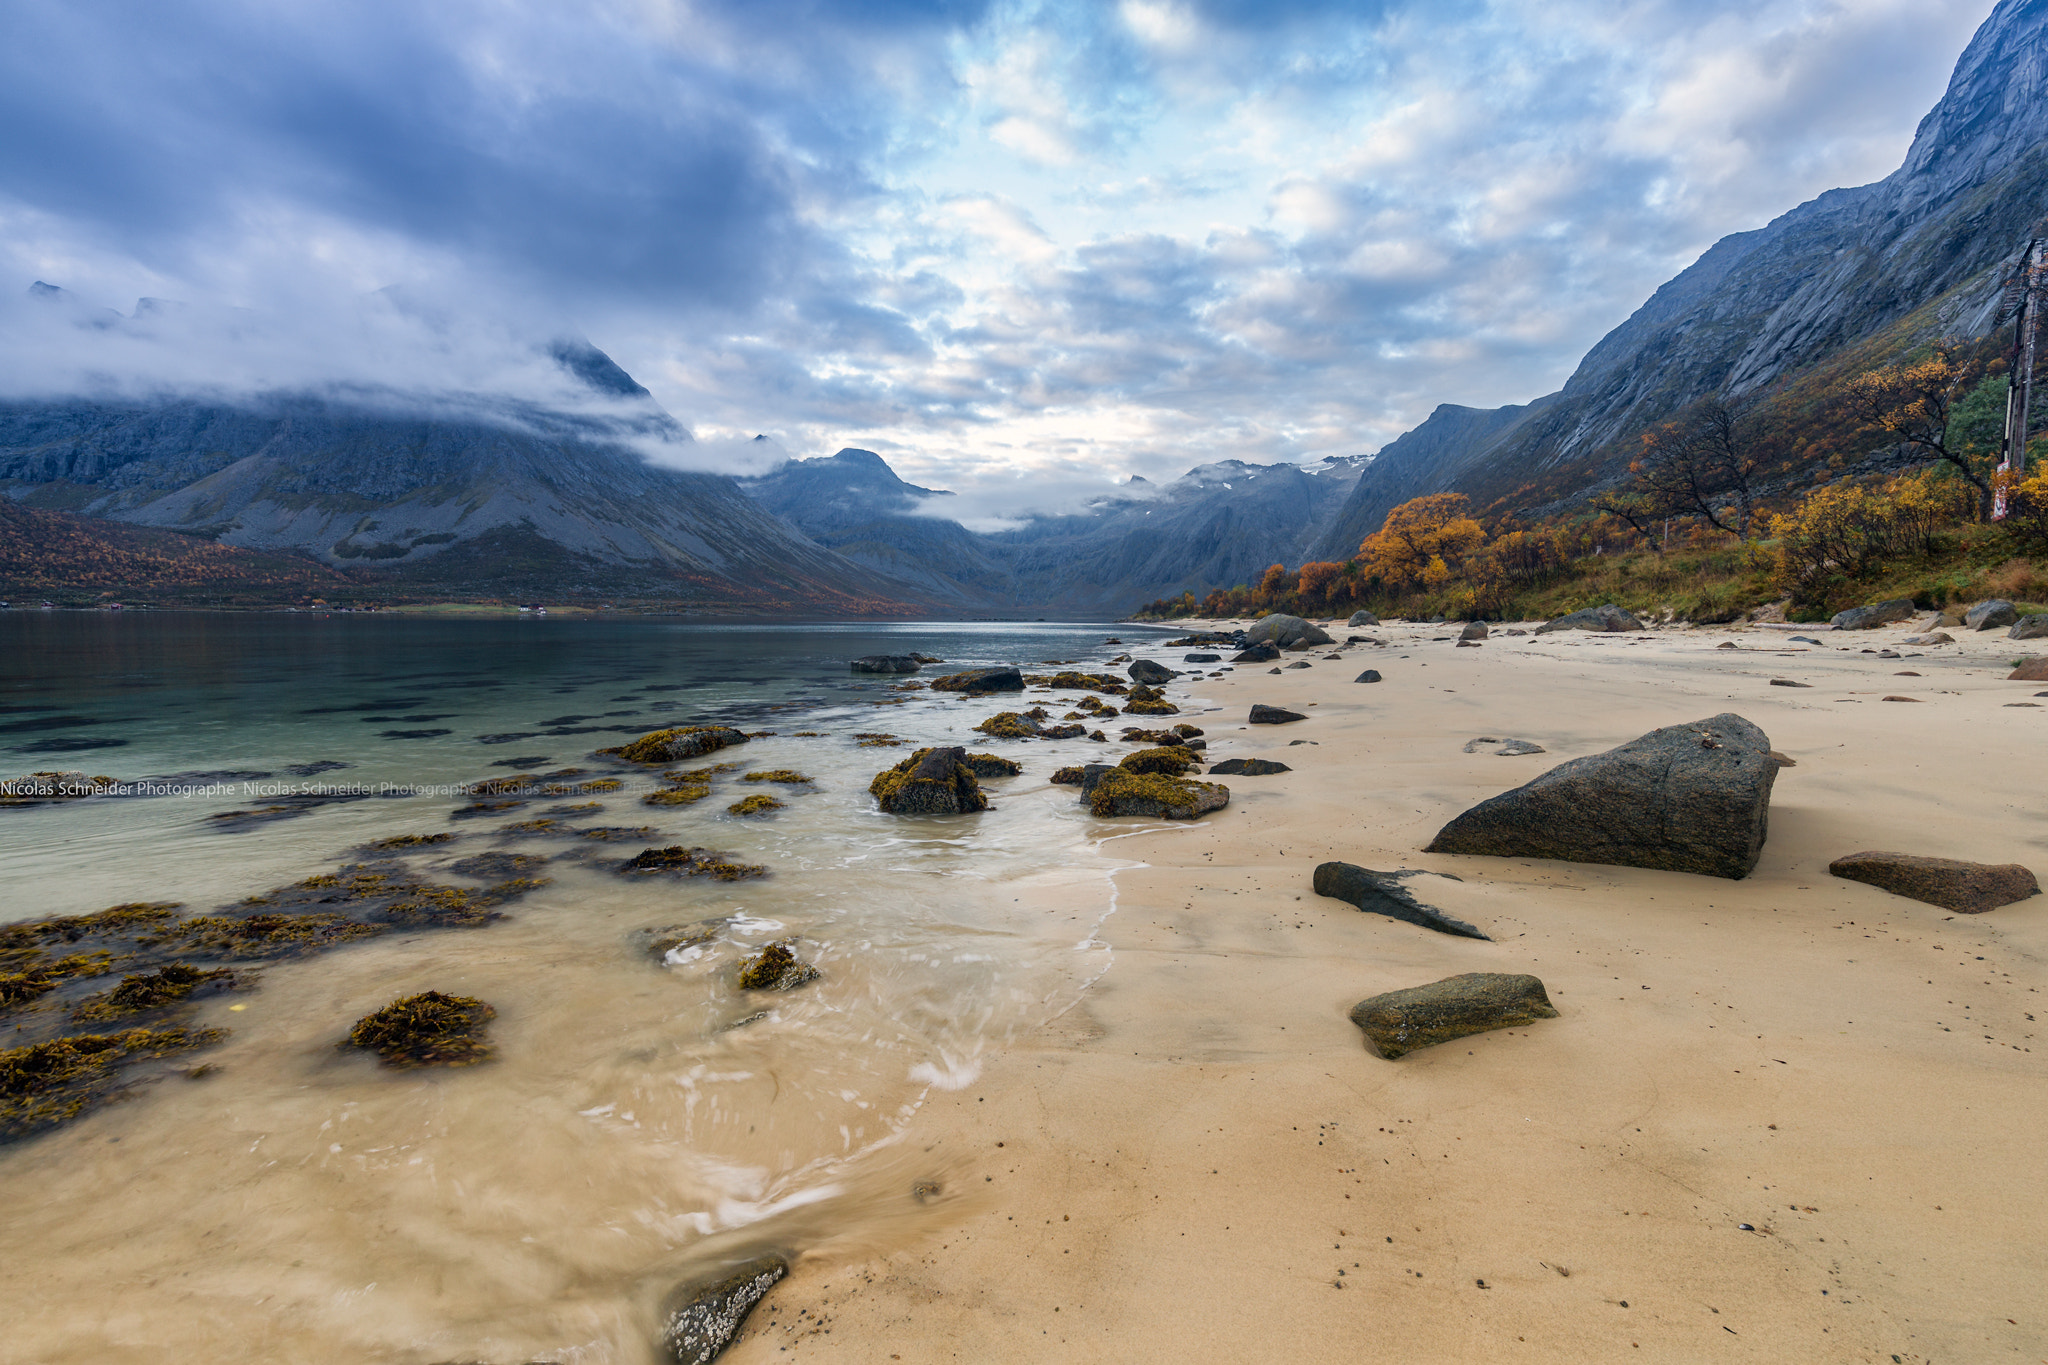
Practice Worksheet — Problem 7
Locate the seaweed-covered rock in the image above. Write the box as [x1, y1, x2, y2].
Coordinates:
[1127, 659, 1179, 685]
[1964, 599, 2019, 631]
[344, 991, 495, 1068]
[727, 794, 784, 816]
[735, 941, 820, 991]
[973, 712, 1042, 739]
[963, 752, 1022, 778]
[1243, 614, 1334, 648]
[1231, 642, 1281, 663]
[1208, 758, 1290, 775]
[741, 769, 812, 784]
[1312, 862, 1487, 939]
[70, 965, 237, 1022]
[615, 726, 749, 765]
[1086, 769, 1228, 819]
[619, 846, 769, 880]
[1249, 704, 1307, 724]
[930, 666, 1024, 694]
[1535, 604, 1644, 634]
[1828, 851, 2040, 913]
[659, 1254, 789, 1365]
[1425, 713, 1777, 879]
[850, 655, 922, 673]
[1120, 747, 1198, 776]
[870, 747, 988, 815]
[1050, 765, 1086, 785]
[1348, 973, 1557, 1059]
[1122, 684, 1179, 716]
[1830, 598, 1916, 630]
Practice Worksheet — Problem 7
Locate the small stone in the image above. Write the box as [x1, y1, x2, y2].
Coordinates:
[1354, 670, 1383, 683]
[1285, 661, 1313, 670]
[1349, 973, 1557, 1059]
[1208, 758, 1291, 775]
[1901, 632, 1953, 645]
[658, 1254, 789, 1365]
[1828, 851, 2040, 914]
[1769, 679, 1811, 688]
[1717, 642, 1738, 649]
[1249, 704, 1307, 724]
[1880, 695, 1923, 703]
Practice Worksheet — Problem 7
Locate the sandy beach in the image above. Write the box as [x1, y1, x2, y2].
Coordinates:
[727, 618, 2047, 1364]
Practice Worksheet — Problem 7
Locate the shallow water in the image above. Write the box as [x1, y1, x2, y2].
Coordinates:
[0, 612, 1194, 1363]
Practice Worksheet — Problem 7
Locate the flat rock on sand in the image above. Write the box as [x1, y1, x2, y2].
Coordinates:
[1828, 851, 2041, 913]
[1426, 713, 1778, 879]
[1313, 861, 1488, 939]
[1249, 704, 1307, 724]
[1208, 757, 1290, 775]
[659, 1254, 788, 1365]
[1348, 972, 1557, 1059]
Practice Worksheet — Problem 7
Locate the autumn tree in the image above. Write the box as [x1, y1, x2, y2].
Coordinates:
[1843, 340, 1993, 519]
[1295, 560, 1349, 611]
[1357, 493, 1486, 589]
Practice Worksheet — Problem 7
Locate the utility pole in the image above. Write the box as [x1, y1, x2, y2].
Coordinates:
[1995, 235, 2046, 518]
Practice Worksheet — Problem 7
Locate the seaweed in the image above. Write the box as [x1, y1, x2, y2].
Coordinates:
[344, 991, 496, 1068]
[963, 753, 1022, 778]
[1120, 747, 1198, 776]
[447, 852, 549, 880]
[735, 941, 819, 991]
[644, 786, 712, 806]
[365, 833, 456, 851]
[618, 846, 769, 880]
[1, 1027, 225, 1139]
[1050, 766, 1086, 786]
[741, 770, 812, 784]
[727, 794, 785, 816]
[972, 712, 1041, 740]
[71, 965, 236, 1022]
[615, 726, 748, 765]
[172, 913, 386, 959]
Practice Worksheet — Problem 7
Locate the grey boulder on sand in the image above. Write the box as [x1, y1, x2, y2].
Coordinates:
[2010, 614, 2048, 640]
[1964, 598, 2019, 631]
[1127, 658, 1180, 684]
[1534, 603, 1644, 634]
[659, 1253, 788, 1365]
[1354, 669, 1382, 683]
[1830, 598, 1915, 630]
[1349, 973, 1557, 1059]
[1459, 621, 1488, 641]
[1249, 704, 1307, 724]
[1828, 851, 2040, 913]
[1313, 862, 1488, 939]
[1426, 713, 1778, 879]
[1347, 609, 1380, 626]
[1242, 613, 1334, 648]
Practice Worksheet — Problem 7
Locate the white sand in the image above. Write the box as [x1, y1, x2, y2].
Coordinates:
[730, 619, 2048, 1363]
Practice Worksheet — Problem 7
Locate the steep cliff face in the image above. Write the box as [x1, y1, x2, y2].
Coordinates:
[1320, 0, 2048, 540]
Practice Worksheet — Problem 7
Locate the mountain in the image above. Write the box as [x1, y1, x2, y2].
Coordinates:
[0, 498, 359, 603]
[737, 448, 1370, 612]
[1314, 0, 2048, 555]
[0, 311, 922, 612]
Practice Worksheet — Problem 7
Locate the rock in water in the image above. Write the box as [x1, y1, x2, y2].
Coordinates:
[1348, 973, 1556, 1059]
[1127, 659, 1179, 684]
[1313, 862, 1488, 939]
[1232, 642, 1282, 662]
[2009, 657, 2048, 681]
[1354, 669, 1382, 684]
[1347, 609, 1380, 627]
[1459, 621, 1488, 641]
[2009, 614, 2048, 640]
[1249, 704, 1307, 724]
[929, 666, 1024, 694]
[1828, 851, 2040, 913]
[615, 726, 749, 764]
[849, 655, 921, 674]
[1242, 613, 1335, 648]
[869, 747, 988, 815]
[1086, 769, 1229, 818]
[1425, 713, 1778, 879]
[1829, 598, 1915, 630]
[1208, 757, 1290, 775]
[659, 1254, 789, 1365]
[1534, 603, 1645, 634]
[1964, 598, 2019, 631]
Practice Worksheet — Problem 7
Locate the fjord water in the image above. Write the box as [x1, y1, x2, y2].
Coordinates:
[0, 612, 1175, 1363]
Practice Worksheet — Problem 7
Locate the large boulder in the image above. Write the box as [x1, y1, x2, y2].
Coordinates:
[1086, 769, 1229, 818]
[2010, 657, 2048, 681]
[1127, 659, 1180, 685]
[1249, 704, 1307, 724]
[659, 1253, 788, 1365]
[849, 655, 920, 674]
[1348, 973, 1558, 1060]
[1424, 713, 1778, 879]
[1243, 613, 1334, 648]
[1965, 598, 2020, 631]
[1534, 603, 1644, 634]
[869, 747, 988, 815]
[2011, 614, 2048, 640]
[1313, 863, 1488, 939]
[1828, 851, 2040, 913]
[1347, 609, 1380, 627]
[615, 726, 749, 764]
[930, 666, 1024, 694]
[1231, 641, 1281, 663]
[1830, 598, 1915, 630]
[1459, 621, 1488, 642]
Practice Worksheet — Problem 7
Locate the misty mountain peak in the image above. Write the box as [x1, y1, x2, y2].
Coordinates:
[548, 338, 652, 399]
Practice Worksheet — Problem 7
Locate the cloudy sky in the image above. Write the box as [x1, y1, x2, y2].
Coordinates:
[0, 0, 1995, 506]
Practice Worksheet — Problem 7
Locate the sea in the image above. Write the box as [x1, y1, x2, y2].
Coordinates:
[0, 610, 1196, 1363]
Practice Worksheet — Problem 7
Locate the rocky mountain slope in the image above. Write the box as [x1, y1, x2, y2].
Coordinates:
[1312, 0, 2048, 558]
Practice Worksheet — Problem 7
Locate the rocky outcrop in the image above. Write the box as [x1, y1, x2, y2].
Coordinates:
[1312, 863, 1488, 939]
[1243, 614, 1333, 648]
[1127, 659, 1179, 685]
[869, 747, 988, 815]
[1832, 599, 1916, 630]
[615, 726, 749, 764]
[1208, 758, 1290, 775]
[1249, 704, 1307, 724]
[1085, 769, 1229, 818]
[1535, 604, 1644, 634]
[1425, 713, 1778, 879]
[1828, 851, 2040, 913]
[930, 666, 1023, 694]
[850, 655, 921, 674]
[1348, 973, 1558, 1060]
[1965, 598, 2019, 630]
[659, 1254, 789, 1365]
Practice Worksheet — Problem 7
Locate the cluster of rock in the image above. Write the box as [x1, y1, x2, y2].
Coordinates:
[1832, 596, 2048, 638]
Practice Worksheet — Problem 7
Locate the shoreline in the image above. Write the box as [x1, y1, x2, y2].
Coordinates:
[729, 616, 2047, 1362]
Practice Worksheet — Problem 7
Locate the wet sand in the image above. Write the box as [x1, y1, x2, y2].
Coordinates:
[737, 619, 2048, 1363]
